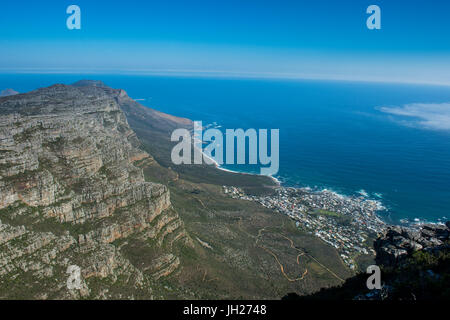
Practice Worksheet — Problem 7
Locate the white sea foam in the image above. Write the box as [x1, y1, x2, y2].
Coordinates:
[197, 142, 281, 185]
[402, 216, 449, 227]
[357, 189, 369, 197]
[193, 122, 281, 185]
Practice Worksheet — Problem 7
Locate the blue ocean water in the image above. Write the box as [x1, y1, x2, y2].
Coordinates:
[1, 74, 450, 224]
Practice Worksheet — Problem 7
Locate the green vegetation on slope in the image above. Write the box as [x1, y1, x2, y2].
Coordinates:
[125, 105, 354, 299]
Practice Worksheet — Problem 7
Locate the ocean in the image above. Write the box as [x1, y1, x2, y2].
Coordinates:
[1, 73, 450, 224]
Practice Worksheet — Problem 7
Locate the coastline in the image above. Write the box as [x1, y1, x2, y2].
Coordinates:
[220, 159, 448, 229]
[202, 147, 391, 229]
[202, 148, 281, 186]
[196, 132, 444, 228]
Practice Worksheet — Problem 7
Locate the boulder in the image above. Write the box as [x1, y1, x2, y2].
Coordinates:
[375, 223, 449, 267]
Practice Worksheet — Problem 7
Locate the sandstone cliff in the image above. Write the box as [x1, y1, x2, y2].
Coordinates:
[0, 83, 189, 299]
[374, 222, 450, 266]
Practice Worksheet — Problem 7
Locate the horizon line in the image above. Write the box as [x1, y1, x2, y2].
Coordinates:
[1, 68, 450, 88]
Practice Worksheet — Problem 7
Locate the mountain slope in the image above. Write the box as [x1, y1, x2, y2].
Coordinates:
[0, 84, 190, 299]
[111, 81, 354, 298]
[284, 223, 450, 300]
[0, 81, 354, 299]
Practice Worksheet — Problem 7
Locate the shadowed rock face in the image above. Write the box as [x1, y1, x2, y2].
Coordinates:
[0, 83, 189, 299]
[375, 223, 450, 266]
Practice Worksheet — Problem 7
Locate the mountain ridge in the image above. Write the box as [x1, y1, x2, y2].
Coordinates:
[0, 81, 191, 299]
[0, 89, 19, 97]
[0, 80, 356, 299]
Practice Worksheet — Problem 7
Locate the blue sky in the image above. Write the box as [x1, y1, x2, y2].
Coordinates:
[1, 0, 449, 85]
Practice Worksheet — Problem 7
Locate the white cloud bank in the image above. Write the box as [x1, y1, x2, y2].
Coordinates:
[379, 102, 450, 131]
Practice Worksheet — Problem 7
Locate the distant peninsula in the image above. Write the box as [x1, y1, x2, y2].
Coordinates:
[0, 88, 19, 97]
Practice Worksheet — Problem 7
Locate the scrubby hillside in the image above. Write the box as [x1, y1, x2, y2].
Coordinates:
[284, 223, 450, 300]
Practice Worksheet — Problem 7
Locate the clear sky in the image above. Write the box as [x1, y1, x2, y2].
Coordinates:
[1, 0, 449, 85]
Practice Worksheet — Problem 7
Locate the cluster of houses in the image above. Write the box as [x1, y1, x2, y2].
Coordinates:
[223, 186, 386, 270]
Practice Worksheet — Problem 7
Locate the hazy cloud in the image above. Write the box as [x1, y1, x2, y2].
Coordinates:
[379, 102, 450, 131]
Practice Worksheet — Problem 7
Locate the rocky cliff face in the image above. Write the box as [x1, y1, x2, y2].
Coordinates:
[0, 83, 189, 299]
[374, 222, 450, 266]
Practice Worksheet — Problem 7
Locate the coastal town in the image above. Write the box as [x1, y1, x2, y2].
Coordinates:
[223, 186, 388, 269]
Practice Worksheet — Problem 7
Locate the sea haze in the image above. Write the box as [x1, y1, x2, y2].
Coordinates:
[1, 73, 450, 224]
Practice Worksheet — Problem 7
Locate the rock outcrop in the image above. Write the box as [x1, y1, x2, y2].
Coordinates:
[374, 223, 450, 266]
[0, 83, 190, 299]
[286, 222, 450, 301]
